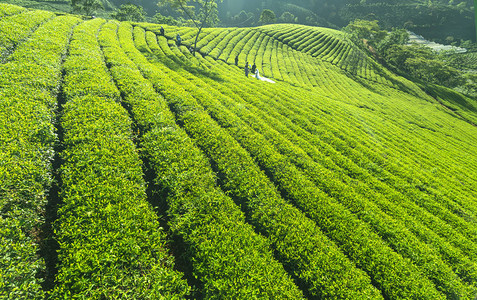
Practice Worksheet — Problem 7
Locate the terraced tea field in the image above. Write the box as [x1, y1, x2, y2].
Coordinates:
[460, 52, 477, 70]
[1, 4, 476, 299]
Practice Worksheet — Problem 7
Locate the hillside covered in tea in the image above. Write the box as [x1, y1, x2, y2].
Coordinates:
[1, 3, 477, 299]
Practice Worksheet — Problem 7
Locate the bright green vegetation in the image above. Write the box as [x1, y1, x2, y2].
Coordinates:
[458, 52, 477, 70]
[0, 10, 80, 298]
[1, 3, 477, 299]
[126, 24, 382, 299]
[0, 2, 26, 16]
[0, 9, 54, 59]
[50, 18, 189, 299]
[0, 0, 75, 15]
[99, 20, 306, 299]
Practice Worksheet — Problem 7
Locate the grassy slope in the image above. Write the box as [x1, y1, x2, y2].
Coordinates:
[137, 22, 477, 299]
[1, 4, 476, 298]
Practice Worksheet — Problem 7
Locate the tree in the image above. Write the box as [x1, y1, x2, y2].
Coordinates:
[384, 44, 465, 87]
[474, 0, 477, 42]
[279, 12, 296, 24]
[259, 9, 277, 25]
[463, 73, 477, 95]
[158, 0, 222, 56]
[378, 28, 409, 54]
[343, 19, 387, 48]
[230, 10, 255, 27]
[71, 0, 103, 16]
[111, 4, 146, 22]
[154, 12, 180, 25]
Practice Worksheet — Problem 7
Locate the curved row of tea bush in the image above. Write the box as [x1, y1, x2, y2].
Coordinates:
[212, 58, 477, 254]
[128, 25, 386, 299]
[258, 25, 388, 83]
[141, 30, 477, 299]
[182, 54, 477, 289]
[145, 25, 476, 300]
[97, 20, 307, 299]
[155, 24, 351, 86]
[0, 8, 54, 57]
[140, 24, 318, 87]
[279, 84, 477, 254]
[0, 12, 80, 299]
[206, 56, 477, 255]
[264, 81, 477, 242]
[149, 23, 476, 284]
[196, 48, 477, 247]
[50, 19, 189, 299]
[0, 3, 26, 17]
[144, 23, 380, 94]
[152, 23, 426, 97]
[218, 28, 252, 63]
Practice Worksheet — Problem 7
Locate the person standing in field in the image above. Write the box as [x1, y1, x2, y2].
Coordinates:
[160, 26, 165, 36]
[176, 33, 181, 46]
[251, 62, 256, 74]
[245, 62, 249, 77]
[235, 55, 239, 66]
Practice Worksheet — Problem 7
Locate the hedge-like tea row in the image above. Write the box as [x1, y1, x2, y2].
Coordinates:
[149, 19, 475, 280]
[248, 76, 477, 246]
[141, 32, 476, 299]
[144, 24, 344, 89]
[173, 23, 475, 225]
[198, 52, 477, 253]
[151, 22, 426, 96]
[0, 3, 26, 18]
[50, 19, 189, 299]
[184, 54, 477, 292]
[0, 8, 54, 56]
[189, 54, 477, 284]
[219, 29, 252, 63]
[0, 13, 80, 299]
[258, 24, 395, 85]
[127, 24, 387, 299]
[236, 55, 477, 259]
[98, 21, 307, 299]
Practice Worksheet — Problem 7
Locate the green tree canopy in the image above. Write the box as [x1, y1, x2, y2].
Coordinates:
[71, 0, 103, 16]
[154, 12, 180, 25]
[344, 19, 387, 47]
[158, 0, 222, 55]
[378, 28, 409, 54]
[385, 44, 465, 87]
[159, 0, 221, 28]
[259, 9, 277, 25]
[474, 0, 477, 42]
[279, 11, 296, 24]
[111, 4, 146, 22]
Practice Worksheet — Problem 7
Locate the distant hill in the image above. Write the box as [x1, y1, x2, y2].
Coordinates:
[1, 3, 477, 299]
[219, 0, 476, 43]
[2, 0, 476, 43]
[339, 1, 476, 43]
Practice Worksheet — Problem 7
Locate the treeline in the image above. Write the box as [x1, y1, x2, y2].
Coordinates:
[344, 19, 477, 99]
[24, 0, 475, 45]
[340, 2, 475, 44]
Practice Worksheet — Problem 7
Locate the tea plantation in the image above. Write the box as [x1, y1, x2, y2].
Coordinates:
[1, 3, 476, 299]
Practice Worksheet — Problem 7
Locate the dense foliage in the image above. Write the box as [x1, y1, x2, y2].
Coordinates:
[2, 0, 474, 44]
[1, 3, 477, 299]
[50, 18, 189, 298]
[0, 10, 80, 298]
[110, 3, 146, 21]
[343, 19, 470, 94]
[71, 0, 103, 16]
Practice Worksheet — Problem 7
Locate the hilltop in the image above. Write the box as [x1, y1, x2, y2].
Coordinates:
[1, 3, 477, 299]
